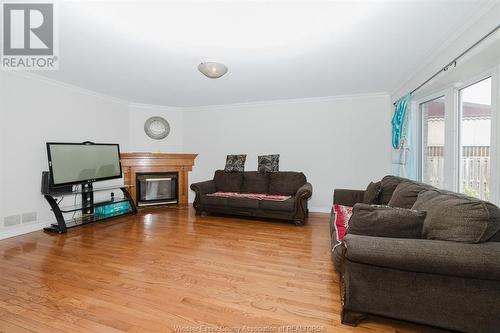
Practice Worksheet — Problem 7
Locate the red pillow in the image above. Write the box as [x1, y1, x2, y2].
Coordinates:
[333, 204, 353, 245]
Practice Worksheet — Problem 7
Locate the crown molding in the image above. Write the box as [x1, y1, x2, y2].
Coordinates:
[180, 92, 389, 112]
[129, 102, 183, 112]
[390, 0, 499, 99]
[2, 72, 389, 111]
[2, 71, 129, 105]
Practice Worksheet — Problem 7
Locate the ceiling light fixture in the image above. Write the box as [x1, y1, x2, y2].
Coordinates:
[198, 62, 228, 79]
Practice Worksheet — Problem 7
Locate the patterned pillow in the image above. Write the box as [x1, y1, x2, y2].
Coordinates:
[224, 154, 247, 172]
[258, 154, 279, 173]
[332, 204, 354, 246]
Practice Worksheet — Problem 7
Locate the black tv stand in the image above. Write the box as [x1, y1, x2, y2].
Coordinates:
[43, 183, 137, 234]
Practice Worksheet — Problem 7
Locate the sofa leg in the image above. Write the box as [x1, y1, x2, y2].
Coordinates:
[341, 309, 367, 326]
[195, 209, 202, 216]
[293, 219, 304, 226]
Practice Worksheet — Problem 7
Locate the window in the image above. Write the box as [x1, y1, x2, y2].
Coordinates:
[420, 96, 445, 188]
[459, 77, 492, 200]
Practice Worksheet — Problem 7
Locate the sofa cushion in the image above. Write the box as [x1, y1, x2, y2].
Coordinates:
[200, 195, 228, 207]
[268, 172, 306, 195]
[348, 203, 426, 239]
[260, 198, 295, 211]
[214, 170, 243, 192]
[241, 171, 269, 193]
[412, 190, 500, 243]
[363, 181, 382, 204]
[379, 175, 405, 204]
[224, 154, 247, 172]
[227, 197, 259, 209]
[388, 180, 434, 209]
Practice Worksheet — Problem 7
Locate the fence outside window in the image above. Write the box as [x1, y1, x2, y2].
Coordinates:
[425, 146, 490, 200]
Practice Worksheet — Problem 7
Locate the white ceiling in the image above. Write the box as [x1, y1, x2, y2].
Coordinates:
[36, 0, 491, 107]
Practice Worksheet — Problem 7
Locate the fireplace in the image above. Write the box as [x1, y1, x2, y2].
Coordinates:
[121, 152, 197, 207]
[136, 172, 178, 207]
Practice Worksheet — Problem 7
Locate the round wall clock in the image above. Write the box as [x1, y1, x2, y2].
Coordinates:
[144, 116, 170, 140]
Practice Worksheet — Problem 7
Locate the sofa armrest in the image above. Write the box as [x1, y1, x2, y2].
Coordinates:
[292, 183, 312, 225]
[190, 180, 216, 195]
[295, 182, 312, 199]
[333, 189, 364, 206]
[343, 234, 500, 281]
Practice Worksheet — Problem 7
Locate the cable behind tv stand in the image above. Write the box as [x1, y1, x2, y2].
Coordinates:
[43, 183, 137, 234]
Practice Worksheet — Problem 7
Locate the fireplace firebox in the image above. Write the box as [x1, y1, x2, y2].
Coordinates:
[136, 172, 178, 207]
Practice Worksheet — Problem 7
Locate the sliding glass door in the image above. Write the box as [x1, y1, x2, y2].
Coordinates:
[420, 96, 446, 188]
[458, 77, 492, 200]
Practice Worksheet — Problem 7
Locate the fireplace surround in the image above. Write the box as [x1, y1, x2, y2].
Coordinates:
[121, 153, 197, 207]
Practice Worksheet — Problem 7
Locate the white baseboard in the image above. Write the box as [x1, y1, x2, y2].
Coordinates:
[0, 222, 48, 240]
[308, 206, 331, 213]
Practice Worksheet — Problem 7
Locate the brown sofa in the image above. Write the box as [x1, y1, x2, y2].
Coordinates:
[190, 170, 312, 225]
[331, 175, 500, 333]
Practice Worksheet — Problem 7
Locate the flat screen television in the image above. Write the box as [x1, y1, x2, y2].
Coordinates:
[47, 142, 122, 186]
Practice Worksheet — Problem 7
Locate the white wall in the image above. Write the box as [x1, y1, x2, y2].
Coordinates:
[0, 72, 130, 239]
[128, 103, 184, 152]
[183, 94, 392, 212]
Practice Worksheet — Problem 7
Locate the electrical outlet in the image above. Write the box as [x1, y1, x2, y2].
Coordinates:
[22, 212, 37, 223]
[4, 215, 21, 227]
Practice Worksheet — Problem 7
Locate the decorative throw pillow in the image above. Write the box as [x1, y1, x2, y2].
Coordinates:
[258, 154, 279, 173]
[348, 203, 426, 239]
[363, 181, 382, 204]
[224, 154, 247, 172]
[332, 204, 354, 245]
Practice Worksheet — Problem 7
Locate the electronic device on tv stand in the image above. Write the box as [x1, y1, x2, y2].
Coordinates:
[41, 171, 72, 195]
[46, 141, 123, 187]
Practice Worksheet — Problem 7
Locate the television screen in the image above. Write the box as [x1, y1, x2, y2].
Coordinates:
[47, 142, 122, 186]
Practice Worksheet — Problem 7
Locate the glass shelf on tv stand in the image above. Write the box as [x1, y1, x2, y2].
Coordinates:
[57, 196, 131, 213]
[43, 183, 137, 234]
[53, 208, 135, 229]
[49, 184, 134, 196]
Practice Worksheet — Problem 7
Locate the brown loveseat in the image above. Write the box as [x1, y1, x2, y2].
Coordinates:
[331, 175, 500, 333]
[191, 170, 312, 225]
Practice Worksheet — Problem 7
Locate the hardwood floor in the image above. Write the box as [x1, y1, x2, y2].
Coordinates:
[0, 206, 450, 333]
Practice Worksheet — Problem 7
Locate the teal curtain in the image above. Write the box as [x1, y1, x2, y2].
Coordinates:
[391, 94, 411, 149]
[391, 94, 416, 179]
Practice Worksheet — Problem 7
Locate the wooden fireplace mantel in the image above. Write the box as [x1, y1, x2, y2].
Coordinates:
[121, 152, 198, 206]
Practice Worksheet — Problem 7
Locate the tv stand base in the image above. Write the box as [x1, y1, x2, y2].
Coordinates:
[44, 224, 66, 234]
